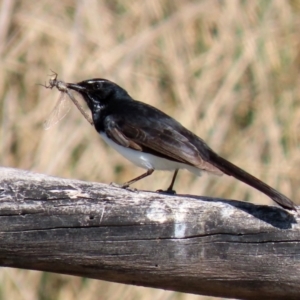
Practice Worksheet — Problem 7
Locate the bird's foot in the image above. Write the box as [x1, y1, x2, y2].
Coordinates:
[156, 189, 177, 195]
[109, 182, 137, 192]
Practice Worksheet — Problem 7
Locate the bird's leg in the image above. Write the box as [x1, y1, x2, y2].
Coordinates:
[119, 169, 154, 188]
[167, 169, 179, 192]
[157, 169, 179, 195]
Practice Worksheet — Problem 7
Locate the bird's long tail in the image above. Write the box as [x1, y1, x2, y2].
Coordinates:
[208, 151, 296, 211]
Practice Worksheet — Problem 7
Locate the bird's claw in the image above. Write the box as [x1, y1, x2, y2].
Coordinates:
[110, 182, 137, 192]
[156, 189, 177, 195]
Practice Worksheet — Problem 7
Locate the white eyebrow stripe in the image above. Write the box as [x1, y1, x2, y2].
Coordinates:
[86, 80, 106, 84]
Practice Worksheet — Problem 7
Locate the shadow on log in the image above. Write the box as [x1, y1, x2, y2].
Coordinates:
[0, 167, 299, 300]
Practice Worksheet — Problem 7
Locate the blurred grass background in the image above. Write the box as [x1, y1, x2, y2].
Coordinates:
[1, 0, 300, 299]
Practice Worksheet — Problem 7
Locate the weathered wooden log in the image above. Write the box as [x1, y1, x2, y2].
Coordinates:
[0, 167, 299, 300]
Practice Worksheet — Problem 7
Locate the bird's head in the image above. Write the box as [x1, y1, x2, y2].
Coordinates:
[66, 78, 129, 112]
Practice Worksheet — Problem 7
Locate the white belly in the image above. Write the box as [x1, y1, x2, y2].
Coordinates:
[100, 133, 202, 176]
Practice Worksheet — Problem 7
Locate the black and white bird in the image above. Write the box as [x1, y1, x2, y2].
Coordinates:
[65, 78, 296, 211]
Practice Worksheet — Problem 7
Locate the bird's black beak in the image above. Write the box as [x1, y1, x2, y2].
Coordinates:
[66, 83, 86, 92]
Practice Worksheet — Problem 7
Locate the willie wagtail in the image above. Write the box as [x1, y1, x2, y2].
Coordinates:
[61, 78, 296, 210]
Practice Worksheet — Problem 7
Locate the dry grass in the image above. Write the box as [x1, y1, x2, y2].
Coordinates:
[1, 0, 300, 299]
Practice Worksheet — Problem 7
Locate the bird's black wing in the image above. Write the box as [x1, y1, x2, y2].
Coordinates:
[103, 114, 222, 174]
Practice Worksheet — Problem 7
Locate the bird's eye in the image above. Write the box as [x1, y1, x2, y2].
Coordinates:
[94, 82, 102, 89]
